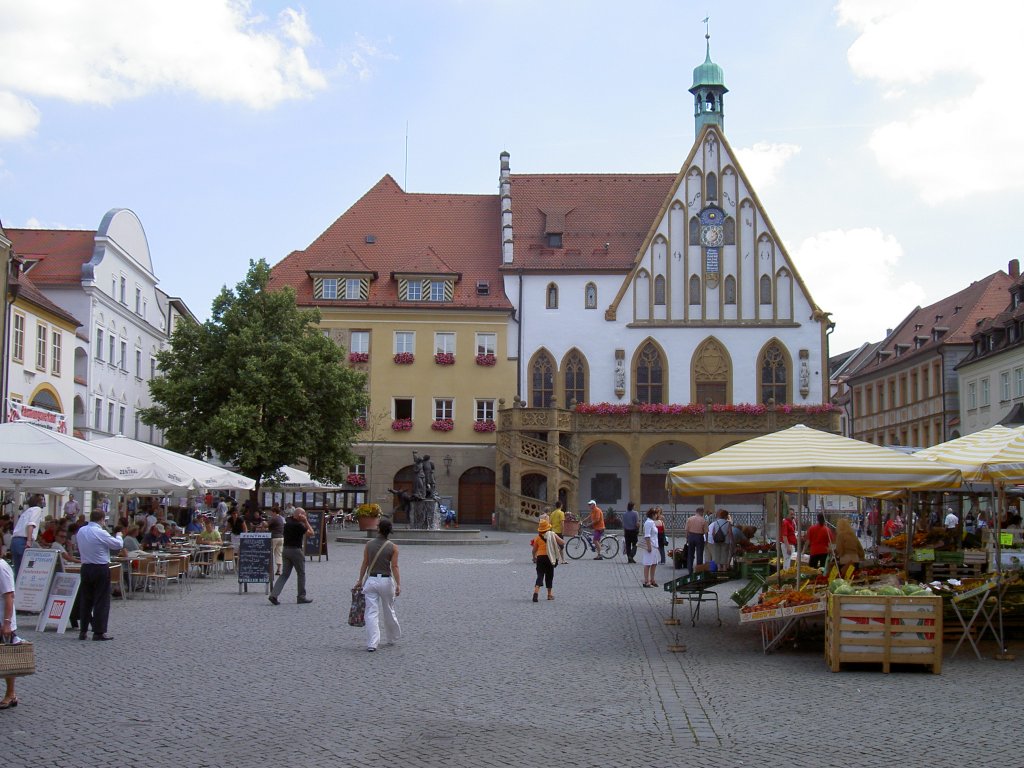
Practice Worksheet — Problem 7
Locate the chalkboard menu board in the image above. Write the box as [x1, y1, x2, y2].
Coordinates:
[304, 511, 327, 560]
[237, 532, 272, 585]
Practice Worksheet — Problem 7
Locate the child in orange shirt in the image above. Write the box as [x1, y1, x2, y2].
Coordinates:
[531, 517, 564, 602]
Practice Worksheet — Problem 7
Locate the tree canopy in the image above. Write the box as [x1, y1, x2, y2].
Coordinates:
[141, 260, 368, 493]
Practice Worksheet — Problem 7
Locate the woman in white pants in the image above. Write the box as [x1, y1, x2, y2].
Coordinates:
[354, 518, 402, 652]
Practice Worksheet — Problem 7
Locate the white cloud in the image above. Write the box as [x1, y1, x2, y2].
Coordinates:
[794, 227, 926, 351]
[838, 0, 1024, 203]
[734, 142, 801, 188]
[22, 218, 70, 229]
[0, 91, 40, 140]
[0, 0, 329, 140]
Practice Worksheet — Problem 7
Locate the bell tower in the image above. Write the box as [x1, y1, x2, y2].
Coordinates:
[688, 30, 727, 138]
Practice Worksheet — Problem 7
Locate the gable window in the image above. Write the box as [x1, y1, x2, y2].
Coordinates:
[546, 283, 558, 310]
[563, 350, 586, 406]
[531, 352, 555, 407]
[760, 342, 788, 404]
[350, 331, 369, 354]
[345, 278, 363, 299]
[135, 286, 142, 314]
[108, 334, 116, 366]
[584, 283, 597, 309]
[107, 401, 115, 433]
[654, 275, 666, 306]
[724, 275, 736, 304]
[12, 313, 25, 363]
[35, 323, 48, 371]
[407, 281, 423, 301]
[119, 405, 127, 435]
[547, 233, 562, 248]
[759, 274, 773, 304]
[476, 333, 496, 356]
[135, 349, 142, 378]
[688, 275, 701, 305]
[120, 340, 127, 370]
[433, 398, 454, 420]
[429, 280, 446, 302]
[51, 331, 62, 376]
[321, 278, 338, 299]
[435, 332, 455, 354]
[688, 217, 700, 245]
[635, 342, 664, 404]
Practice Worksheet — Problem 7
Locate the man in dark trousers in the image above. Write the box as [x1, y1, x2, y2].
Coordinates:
[75, 510, 124, 641]
[621, 502, 640, 563]
[268, 508, 314, 605]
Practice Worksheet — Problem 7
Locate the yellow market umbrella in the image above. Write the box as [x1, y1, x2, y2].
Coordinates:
[665, 424, 962, 497]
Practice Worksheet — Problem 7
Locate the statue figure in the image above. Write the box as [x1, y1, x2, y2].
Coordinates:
[422, 454, 436, 498]
[614, 358, 625, 391]
[387, 488, 412, 517]
[412, 453, 427, 500]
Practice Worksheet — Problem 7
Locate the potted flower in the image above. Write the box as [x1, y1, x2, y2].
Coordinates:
[391, 418, 413, 431]
[346, 473, 366, 487]
[348, 352, 369, 364]
[355, 502, 382, 531]
[354, 417, 367, 430]
[434, 352, 455, 365]
[472, 419, 496, 432]
[431, 418, 454, 432]
[475, 353, 496, 366]
[393, 352, 415, 365]
[562, 510, 581, 537]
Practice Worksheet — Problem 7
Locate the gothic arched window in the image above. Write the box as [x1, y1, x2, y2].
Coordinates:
[546, 283, 559, 309]
[724, 275, 736, 305]
[693, 337, 730, 405]
[563, 349, 587, 406]
[584, 282, 597, 309]
[706, 172, 718, 201]
[760, 342, 788, 405]
[724, 216, 736, 245]
[689, 274, 701, 305]
[635, 342, 665, 404]
[654, 275, 666, 306]
[531, 351, 555, 407]
[759, 274, 772, 304]
[689, 217, 700, 245]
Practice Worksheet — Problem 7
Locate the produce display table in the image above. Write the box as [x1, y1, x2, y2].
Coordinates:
[740, 597, 827, 653]
[948, 576, 1008, 660]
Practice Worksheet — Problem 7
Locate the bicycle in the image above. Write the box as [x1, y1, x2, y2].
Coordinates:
[565, 527, 620, 560]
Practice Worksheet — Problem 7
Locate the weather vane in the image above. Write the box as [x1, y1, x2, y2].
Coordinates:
[703, 15, 710, 39]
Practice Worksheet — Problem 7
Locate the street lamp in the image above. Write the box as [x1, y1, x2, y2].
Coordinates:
[443, 454, 453, 475]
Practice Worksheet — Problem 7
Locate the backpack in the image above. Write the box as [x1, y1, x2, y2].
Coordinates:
[712, 520, 727, 543]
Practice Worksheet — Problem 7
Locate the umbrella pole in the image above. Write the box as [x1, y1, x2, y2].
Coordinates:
[665, 496, 686, 652]
[994, 483, 1013, 660]
[904, 490, 913, 582]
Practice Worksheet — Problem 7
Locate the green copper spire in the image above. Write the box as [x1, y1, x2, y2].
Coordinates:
[688, 27, 728, 137]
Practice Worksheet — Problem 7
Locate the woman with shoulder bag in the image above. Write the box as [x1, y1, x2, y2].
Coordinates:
[354, 518, 401, 652]
[1, 538, 21, 709]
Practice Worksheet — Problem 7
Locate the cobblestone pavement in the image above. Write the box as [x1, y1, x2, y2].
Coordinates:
[2, 531, 1017, 767]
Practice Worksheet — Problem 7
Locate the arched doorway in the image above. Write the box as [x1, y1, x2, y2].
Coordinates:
[641, 442, 699, 506]
[577, 442, 630, 519]
[457, 466, 495, 525]
[391, 465, 415, 524]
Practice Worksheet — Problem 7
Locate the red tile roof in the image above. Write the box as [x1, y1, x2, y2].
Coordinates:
[269, 175, 511, 311]
[10, 265, 82, 328]
[5, 229, 96, 285]
[505, 174, 677, 271]
[849, 270, 1013, 379]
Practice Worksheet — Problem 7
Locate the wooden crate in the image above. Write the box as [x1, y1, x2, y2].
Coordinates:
[825, 594, 942, 674]
[923, 562, 985, 582]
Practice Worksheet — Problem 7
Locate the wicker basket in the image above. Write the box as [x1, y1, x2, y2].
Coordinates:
[0, 641, 35, 677]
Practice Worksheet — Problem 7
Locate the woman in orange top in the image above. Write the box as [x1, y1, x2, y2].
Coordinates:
[531, 517, 564, 602]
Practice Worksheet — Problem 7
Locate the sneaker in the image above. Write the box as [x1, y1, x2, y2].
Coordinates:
[268, 595, 280, 605]
[297, 597, 313, 604]
[593, 555, 603, 560]
[367, 647, 376, 652]
[532, 593, 538, 602]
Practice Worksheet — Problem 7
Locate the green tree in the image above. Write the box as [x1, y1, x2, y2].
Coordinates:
[141, 260, 368, 497]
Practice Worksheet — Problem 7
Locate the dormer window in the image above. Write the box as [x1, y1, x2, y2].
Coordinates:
[407, 280, 422, 301]
[313, 275, 369, 301]
[395, 275, 454, 303]
[1014, 292, 1021, 309]
[547, 233, 562, 248]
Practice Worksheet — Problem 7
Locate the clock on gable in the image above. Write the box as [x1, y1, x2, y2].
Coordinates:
[698, 205, 726, 248]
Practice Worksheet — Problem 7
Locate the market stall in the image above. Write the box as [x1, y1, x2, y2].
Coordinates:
[665, 424, 963, 661]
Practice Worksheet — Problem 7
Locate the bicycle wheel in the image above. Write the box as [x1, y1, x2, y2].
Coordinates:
[600, 535, 620, 559]
[566, 535, 587, 560]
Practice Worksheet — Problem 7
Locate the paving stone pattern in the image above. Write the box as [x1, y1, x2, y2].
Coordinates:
[1, 533, 1015, 767]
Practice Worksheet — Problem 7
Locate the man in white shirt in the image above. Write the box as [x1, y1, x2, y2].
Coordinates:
[10, 494, 45, 580]
[944, 507, 959, 529]
[75, 511, 124, 641]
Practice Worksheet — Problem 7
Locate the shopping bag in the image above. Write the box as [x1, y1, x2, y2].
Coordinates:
[347, 587, 366, 627]
[0, 638, 35, 677]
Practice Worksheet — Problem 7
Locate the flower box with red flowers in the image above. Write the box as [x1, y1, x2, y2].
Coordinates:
[348, 352, 369, 364]
[434, 352, 455, 366]
[475, 353, 496, 367]
[391, 418, 413, 431]
[473, 419, 496, 432]
[393, 352, 415, 365]
[346, 473, 366, 487]
[431, 418, 455, 432]
[711, 402, 767, 415]
[354, 417, 368, 430]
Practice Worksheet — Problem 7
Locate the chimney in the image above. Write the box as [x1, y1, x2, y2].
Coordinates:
[500, 151, 513, 264]
[1010, 259, 1020, 279]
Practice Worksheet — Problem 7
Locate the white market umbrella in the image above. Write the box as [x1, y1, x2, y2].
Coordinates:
[265, 465, 328, 491]
[92, 435, 255, 492]
[0, 422, 174, 491]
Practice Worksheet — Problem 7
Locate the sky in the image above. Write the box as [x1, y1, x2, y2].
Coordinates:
[0, 0, 1019, 354]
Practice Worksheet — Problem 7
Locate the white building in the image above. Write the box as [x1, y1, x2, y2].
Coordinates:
[7, 209, 183, 445]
